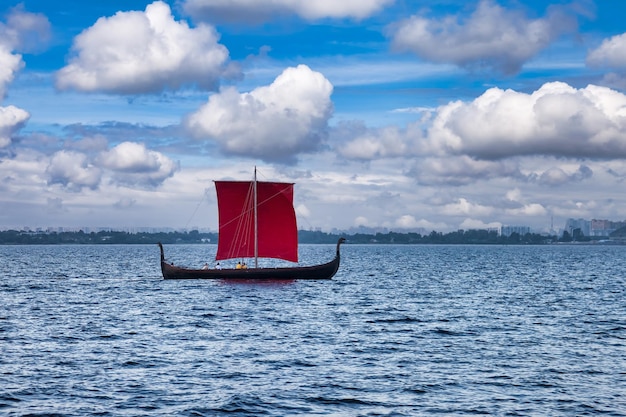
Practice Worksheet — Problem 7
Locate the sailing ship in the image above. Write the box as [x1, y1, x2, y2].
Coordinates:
[158, 169, 345, 280]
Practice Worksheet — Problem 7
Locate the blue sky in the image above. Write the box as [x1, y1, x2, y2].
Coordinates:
[1, 0, 626, 234]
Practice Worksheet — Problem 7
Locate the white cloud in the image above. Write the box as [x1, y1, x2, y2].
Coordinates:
[394, 214, 436, 230]
[56, 1, 233, 94]
[458, 218, 501, 230]
[46, 150, 102, 190]
[405, 218, 448, 232]
[395, 214, 416, 228]
[183, 0, 392, 22]
[354, 216, 371, 227]
[505, 203, 547, 217]
[1, 4, 51, 53]
[98, 141, 162, 172]
[389, 0, 576, 74]
[587, 32, 626, 90]
[442, 198, 493, 217]
[505, 188, 522, 202]
[0, 105, 30, 148]
[587, 32, 626, 69]
[426, 82, 626, 160]
[97, 141, 179, 186]
[185, 64, 333, 164]
[0, 6, 50, 99]
[0, 46, 22, 100]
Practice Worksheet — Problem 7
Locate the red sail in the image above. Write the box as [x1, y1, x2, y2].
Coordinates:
[214, 180, 298, 262]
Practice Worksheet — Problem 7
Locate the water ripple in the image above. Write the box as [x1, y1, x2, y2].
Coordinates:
[1, 244, 625, 416]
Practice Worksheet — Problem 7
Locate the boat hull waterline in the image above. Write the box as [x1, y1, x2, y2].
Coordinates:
[158, 238, 345, 280]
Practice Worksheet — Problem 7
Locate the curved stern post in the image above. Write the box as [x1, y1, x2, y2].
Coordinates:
[157, 242, 167, 278]
[158, 242, 165, 263]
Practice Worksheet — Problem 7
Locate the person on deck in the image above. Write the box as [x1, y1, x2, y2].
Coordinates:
[236, 261, 242, 269]
[202, 263, 209, 270]
[215, 262, 221, 269]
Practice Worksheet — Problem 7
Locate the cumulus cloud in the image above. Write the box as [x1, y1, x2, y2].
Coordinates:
[396, 217, 447, 232]
[426, 82, 626, 160]
[587, 32, 626, 69]
[185, 64, 333, 164]
[182, 0, 392, 22]
[389, 0, 577, 74]
[46, 142, 178, 190]
[1, 4, 51, 53]
[441, 197, 494, 217]
[0, 105, 30, 148]
[56, 1, 234, 94]
[354, 216, 372, 227]
[587, 32, 626, 90]
[46, 150, 102, 190]
[0, 6, 50, 99]
[97, 141, 178, 186]
[505, 203, 547, 217]
[393, 214, 441, 231]
[0, 46, 22, 99]
[458, 218, 501, 230]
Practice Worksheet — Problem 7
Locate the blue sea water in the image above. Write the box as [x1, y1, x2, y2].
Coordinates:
[0, 243, 625, 416]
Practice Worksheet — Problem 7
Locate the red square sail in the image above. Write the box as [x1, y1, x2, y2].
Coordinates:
[214, 180, 298, 262]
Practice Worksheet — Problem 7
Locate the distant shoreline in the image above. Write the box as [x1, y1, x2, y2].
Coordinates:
[0, 229, 618, 245]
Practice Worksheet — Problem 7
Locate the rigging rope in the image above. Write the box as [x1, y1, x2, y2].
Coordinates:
[184, 188, 210, 230]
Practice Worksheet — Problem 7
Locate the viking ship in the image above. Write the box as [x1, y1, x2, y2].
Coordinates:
[158, 168, 345, 280]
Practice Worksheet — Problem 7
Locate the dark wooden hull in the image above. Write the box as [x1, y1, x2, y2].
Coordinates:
[158, 238, 345, 280]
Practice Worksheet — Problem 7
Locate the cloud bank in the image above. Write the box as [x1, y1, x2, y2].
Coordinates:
[185, 64, 333, 164]
[426, 82, 626, 160]
[56, 1, 234, 94]
[338, 82, 626, 163]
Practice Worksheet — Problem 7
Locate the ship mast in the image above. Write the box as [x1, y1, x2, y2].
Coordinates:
[253, 166, 259, 268]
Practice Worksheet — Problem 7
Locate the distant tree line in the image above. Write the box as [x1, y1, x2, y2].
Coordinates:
[0, 228, 570, 245]
[0, 229, 217, 245]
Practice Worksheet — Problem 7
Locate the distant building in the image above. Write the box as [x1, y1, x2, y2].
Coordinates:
[564, 218, 590, 237]
[501, 225, 531, 237]
[590, 219, 626, 237]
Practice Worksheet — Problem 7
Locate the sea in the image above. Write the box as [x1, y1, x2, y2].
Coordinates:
[1, 243, 624, 416]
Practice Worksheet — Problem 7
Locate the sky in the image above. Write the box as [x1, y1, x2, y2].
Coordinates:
[1, 0, 626, 234]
